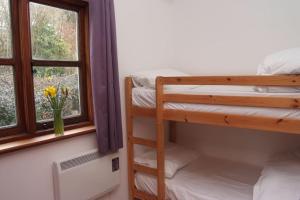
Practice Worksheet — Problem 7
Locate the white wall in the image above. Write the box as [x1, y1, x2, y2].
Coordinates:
[171, 0, 300, 166]
[171, 0, 300, 75]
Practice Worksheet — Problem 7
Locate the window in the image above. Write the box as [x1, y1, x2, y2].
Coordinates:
[30, 2, 78, 61]
[0, 0, 92, 141]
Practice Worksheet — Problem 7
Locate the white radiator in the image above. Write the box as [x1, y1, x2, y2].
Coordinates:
[53, 150, 120, 200]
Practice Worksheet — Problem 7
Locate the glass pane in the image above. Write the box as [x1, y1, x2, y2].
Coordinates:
[30, 3, 78, 61]
[33, 67, 81, 122]
[0, 0, 12, 58]
[0, 66, 16, 128]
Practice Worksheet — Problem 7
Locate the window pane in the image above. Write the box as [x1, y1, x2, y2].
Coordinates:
[0, 66, 16, 128]
[0, 0, 12, 58]
[33, 67, 81, 122]
[30, 3, 78, 61]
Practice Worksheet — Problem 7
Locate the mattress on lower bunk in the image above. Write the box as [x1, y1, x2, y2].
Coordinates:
[132, 85, 300, 119]
[135, 156, 262, 200]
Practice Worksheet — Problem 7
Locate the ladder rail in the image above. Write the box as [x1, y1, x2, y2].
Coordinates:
[126, 77, 167, 200]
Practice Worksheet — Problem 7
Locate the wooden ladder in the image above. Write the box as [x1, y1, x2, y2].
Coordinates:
[126, 77, 176, 200]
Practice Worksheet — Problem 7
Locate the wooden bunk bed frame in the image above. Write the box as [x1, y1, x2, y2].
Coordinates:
[125, 75, 300, 200]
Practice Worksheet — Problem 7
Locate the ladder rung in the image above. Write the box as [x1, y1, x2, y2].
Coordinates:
[133, 163, 157, 176]
[131, 136, 156, 148]
[134, 189, 158, 200]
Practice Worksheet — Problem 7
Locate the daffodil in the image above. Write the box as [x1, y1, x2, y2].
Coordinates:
[45, 86, 57, 98]
[43, 85, 69, 110]
[43, 89, 49, 97]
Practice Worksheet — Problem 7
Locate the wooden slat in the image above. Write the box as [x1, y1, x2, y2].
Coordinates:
[160, 75, 300, 86]
[31, 60, 80, 67]
[163, 109, 300, 134]
[133, 189, 157, 200]
[163, 94, 300, 109]
[130, 136, 156, 148]
[0, 58, 14, 65]
[132, 106, 156, 117]
[125, 77, 135, 200]
[133, 164, 157, 176]
[156, 78, 166, 200]
[30, 0, 86, 11]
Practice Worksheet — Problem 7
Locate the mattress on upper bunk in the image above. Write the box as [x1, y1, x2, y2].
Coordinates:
[135, 155, 262, 200]
[132, 85, 300, 119]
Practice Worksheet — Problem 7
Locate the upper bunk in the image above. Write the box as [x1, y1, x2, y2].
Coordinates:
[125, 75, 300, 135]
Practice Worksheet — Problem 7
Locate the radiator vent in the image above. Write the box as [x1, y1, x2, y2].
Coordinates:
[60, 151, 100, 171]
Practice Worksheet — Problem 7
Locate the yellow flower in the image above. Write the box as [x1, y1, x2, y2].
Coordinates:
[43, 90, 49, 97]
[44, 86, 57, 98]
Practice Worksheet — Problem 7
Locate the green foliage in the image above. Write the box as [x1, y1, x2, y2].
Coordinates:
[33, 67, 66, 78]
[0, 106, 15, 127]
[31, 18, 69, 60]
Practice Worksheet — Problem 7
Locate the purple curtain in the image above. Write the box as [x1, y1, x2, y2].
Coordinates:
[89, 0, 123, 153]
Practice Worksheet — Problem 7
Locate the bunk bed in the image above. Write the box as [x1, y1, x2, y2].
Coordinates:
[125, 75, 300, 200]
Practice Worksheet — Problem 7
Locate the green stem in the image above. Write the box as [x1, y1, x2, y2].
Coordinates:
[53, 108, 64, 136]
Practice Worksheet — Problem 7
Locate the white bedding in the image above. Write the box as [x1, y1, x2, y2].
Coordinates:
[135, 143, 199, 178]
[253, 151, 300, 200]
[132, 85, 300, 119]
[135, 156, 262, 200]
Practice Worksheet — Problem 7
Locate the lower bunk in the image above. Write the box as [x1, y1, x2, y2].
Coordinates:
[134, 145, 261, 200]
[134, 144, 300, 200]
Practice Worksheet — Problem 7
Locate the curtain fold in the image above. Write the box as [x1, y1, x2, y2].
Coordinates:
[89, 0, 123, 153]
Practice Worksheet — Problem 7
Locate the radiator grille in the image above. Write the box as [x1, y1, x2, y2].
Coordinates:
[60, 151, 101, 171]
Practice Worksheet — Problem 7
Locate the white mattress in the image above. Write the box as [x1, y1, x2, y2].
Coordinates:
[135, 156, 262, 200]
[132, 85, 300, 119]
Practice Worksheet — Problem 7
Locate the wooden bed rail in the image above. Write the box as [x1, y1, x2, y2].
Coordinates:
[163, 94, 300, 109]
[159, 75, 300, 109]
[159, 75, 300, 86]
[155, 75, 300, 135]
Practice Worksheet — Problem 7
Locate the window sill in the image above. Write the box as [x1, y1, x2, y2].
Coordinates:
[0, 125, 96, 155]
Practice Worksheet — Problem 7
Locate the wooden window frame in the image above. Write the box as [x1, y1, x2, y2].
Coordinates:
[0, 0, 94, 144]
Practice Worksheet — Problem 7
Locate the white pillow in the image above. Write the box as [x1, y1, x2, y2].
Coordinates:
[257, 48, 300, 75]
[134, 143, 199, 178]
[253, 153, 300, 200]
[255, 48, 300, 93]
[131, 68, 196, 90]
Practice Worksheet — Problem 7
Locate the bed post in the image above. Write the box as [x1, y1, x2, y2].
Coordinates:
[125, 77, 134, 200]
[169, 121, 177, 143]
[156, 77, 166, 200]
